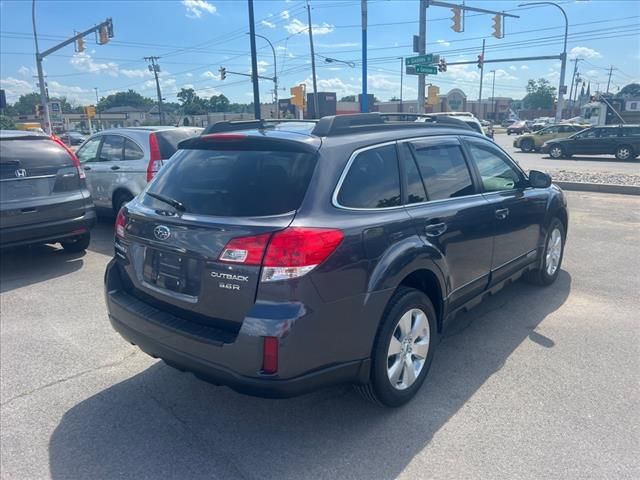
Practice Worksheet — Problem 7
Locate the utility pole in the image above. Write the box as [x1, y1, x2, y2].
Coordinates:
[94, 87, 101, 130]
[145, 57, 164, 125]
[361, 0, 368, 113]
[248, 0, 261, 119]
[490, 69, 496, 120]
[32, 0, 51, 134]
[399, 57, 404, 113]
[306, 1, 319, 118]
[568, 57, 582, 107]
[606, 65, 615, 94]
[417, 0, 427, 114]
[478, 39, 485, 119]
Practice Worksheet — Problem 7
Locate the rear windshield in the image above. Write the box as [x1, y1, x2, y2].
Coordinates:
[143, 149, 317, 216]
[155, 129, 202, 159]
[0, 137, 72, 179]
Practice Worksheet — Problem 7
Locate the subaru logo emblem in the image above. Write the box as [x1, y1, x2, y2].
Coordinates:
[15, 169, 27, 178]
[153, 225, 171, 241]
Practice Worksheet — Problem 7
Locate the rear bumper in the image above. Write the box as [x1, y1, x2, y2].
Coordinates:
[105, 260, 370, 398]
[0, 207, 96, 248]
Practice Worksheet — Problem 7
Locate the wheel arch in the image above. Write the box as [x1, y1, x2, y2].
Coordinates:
[111, 187, 135, 213]
[397, 269, 445, 333]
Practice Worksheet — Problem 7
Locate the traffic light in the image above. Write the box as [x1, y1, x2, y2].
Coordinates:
[290, 85, 305, 108]
[492, 14, 502, 39]
[106, 18, 114, 38]
[477, 54, 484, 69]
[438, 58, 447, 73]
[76, 35, 85, 53]
[98, 25, 109, 45]
[36, 104, 44, 117]
[219, 67, 226, 81]
[451, 7, 462, 33]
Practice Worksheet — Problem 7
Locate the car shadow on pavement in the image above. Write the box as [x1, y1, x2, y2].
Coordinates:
[87, 216, 116, 257]
[48, 271, 571, 480]
[0, 244, 85, 294]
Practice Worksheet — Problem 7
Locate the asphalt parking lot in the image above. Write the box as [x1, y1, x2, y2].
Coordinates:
[1, 191, 639, 480]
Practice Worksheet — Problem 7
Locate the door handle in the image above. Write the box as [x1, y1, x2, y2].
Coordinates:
[110, 165, 120, 171]
[495, 208, 510, 220]
[425, 222, 447, 237]
[83, 166, 91, 171]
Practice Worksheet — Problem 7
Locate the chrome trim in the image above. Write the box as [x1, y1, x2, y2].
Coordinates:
[0, 174, 56, 182]
[403, 192, 486, 209]
[447, 273, 488, 298]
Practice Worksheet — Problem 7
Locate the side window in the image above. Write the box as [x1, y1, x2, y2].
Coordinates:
[409, 141, 475, 201]
[558, 125, 574, 133]
[544, 126, 559, 134]
[76, 137, 101, 163]
[99, 135, 124, 162]
[338, 144, 401, 209]
[622, 126, 640, 136]
[580, 129, 599, 139]
[401, 144, 427, 204]
[466, 141, 525, 193]
[124, 138, 145, 160]
[600, 128, 619, 138]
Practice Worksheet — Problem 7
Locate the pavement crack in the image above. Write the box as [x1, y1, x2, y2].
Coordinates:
[1, 350, 138, 407]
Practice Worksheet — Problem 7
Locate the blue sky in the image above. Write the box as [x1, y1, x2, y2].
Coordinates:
[1, 0, 639, 107]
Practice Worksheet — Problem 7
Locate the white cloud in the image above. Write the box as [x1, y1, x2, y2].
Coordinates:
[509, 65, 517, 71]
[201, 70, 218, 79]
[120, 69, 149, 78]
[284, 18, 334, 36]
[261, 19, 276, 28]
[521, 65, 529, 70]
[186, 72, 193, 77]
[569, 46, 601, 59]
[17, 66, 31, 77]
[280, 10, 290, 20]
[257, 60, 269, 74]
[182, 0, 217, 19]
[493, 69, 518, 81]
[447, 64, 480, 83]
[0, 77, 34, 101]
[70, 52, 119, 76]
[436, 39, 450, 47]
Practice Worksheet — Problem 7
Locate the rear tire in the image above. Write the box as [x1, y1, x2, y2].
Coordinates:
[356, 287, 437, 407]
[113, 191, 134, 215]
[61, 233, 90, 253]
[615, 145, 634, 161]
[548, 145, 565, 159]
[525, 218, 565, 286]
[521, 139, 535, 153]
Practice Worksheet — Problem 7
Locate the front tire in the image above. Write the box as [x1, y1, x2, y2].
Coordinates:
[615, 145, 634, 161]
[548, 145, 565, 159]
[60, 233, 90, 253]
[521, 139, 535, 153]
[525, 218, 565, 286]
[356, 287, 437, 407]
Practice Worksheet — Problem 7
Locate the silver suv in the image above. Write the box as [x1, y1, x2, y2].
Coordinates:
[75, 126, 202, 213]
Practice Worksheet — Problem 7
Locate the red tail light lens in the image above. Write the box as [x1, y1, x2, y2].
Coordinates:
[115, 207, 127, 239]
[51, 135, 85, 179]
[147, 133, 163, 182]
[262, 228, 343, 282]
[219, 233, 271, 265]
[262, 336, 279, 374]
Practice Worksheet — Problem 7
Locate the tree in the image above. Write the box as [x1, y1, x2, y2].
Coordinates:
[522, 78, 556, 109]
[177, 88, 208, 115]
[13, 92, 41, 115]
[0, 114, 16, 130]
[97, 89, 154, 111]
[617, 83, 640, 98]
[389, 96, 401, 102]
[208, 94, 230, 112]
[340, 95, 356, 102]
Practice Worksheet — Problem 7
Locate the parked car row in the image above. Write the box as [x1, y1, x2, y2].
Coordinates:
[513, 123, 589, 152]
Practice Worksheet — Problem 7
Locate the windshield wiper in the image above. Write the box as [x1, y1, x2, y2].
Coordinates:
[146, 192, 186, 212]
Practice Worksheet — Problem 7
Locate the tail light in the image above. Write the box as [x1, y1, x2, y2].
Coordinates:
[51, 135, 85, 179]
[147, 133, 162, 182]
[115, 207, 127, 239]
[218, 228, 344, 282]
[262, 336, 278, 374]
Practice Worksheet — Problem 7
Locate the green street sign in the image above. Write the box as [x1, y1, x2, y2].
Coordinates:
[415, 65, 438, 75]
[405, 54, 439, 66]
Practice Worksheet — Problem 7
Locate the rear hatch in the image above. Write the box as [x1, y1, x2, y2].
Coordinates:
[117, 133, 319, 330]
[0, 134, 88, 229]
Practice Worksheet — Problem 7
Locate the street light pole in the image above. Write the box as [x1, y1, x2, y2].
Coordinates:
[490, 69, 496, 120]
[253, 33, 278, 118]
[519, 2, 567, 122]
[32, 0, 51, 134]
[399, 57, 403, 113]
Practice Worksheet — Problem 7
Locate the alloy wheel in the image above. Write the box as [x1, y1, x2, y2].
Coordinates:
[549, 146, 563, 159]
[616, 147, 631, 160]
[386, 308, 430, 390]
[545, 228, 562, 276]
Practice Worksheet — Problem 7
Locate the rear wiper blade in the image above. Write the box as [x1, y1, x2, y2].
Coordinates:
[146, 192, 187, 212]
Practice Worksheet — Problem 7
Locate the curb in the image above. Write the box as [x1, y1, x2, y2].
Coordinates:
[554, 181, 640, 196]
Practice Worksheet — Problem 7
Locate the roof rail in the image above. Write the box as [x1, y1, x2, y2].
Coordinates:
[202, 118, 318, 135]
[311, 113, 472, 136]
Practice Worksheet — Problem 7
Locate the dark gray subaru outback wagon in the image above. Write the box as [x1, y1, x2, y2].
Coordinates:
[105, 114, 568, 407]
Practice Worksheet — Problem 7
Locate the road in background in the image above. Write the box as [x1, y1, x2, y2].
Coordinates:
[1, 192, 639, 480]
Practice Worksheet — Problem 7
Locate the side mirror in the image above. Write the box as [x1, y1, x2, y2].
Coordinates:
[529, 170, 552, 188]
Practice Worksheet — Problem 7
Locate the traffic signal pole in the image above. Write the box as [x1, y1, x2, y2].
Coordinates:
[417, 0, 427, 114]
[478, 39, 485, 117]
[248, 0, 261, 120]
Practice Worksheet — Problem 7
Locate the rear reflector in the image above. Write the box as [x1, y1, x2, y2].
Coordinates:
[262, 336, 278, 374]
[115, 207, 127, 239]
[219, 233, 271, 265]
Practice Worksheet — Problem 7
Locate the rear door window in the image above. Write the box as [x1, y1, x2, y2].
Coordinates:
[400, 143, 427, 205]
[407, 140, 475, 201]
[144, 149, 316, 216]
[124, 139, 145, 160]
[337, 144, 401, 209]
[98, 135, 124, 162]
